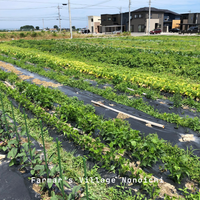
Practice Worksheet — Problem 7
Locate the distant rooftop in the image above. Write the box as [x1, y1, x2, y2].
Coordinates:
[131, 7, 180, 15]
[102, 7, 180, 16]
[180, 12, 200, 15]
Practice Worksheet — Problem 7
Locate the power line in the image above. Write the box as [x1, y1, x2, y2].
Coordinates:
[0, 6, 56, 10]
[72, 0, 112, 9]
[0, 18, 87, 21]
[0, 0, 60, 4]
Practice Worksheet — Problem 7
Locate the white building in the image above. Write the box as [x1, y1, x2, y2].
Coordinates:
[88, 16, 101, 33]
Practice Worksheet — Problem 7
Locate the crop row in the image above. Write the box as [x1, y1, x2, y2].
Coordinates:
[0, 102, 83, 199]
[1, 44, 200, 99]
[1, 53, 200, 134]
[0, 77, 167, 199]
[1, 91, 152, 200]
[7, 39, 200, 80]
[1, 69, 200, 188]
[78, 37, 200, 53]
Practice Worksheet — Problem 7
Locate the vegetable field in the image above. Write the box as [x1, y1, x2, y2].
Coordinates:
[0, 36, 200, 200]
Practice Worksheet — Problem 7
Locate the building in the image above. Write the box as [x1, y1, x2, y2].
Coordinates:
[101, 13, 125, 33]
[179, 13, 200, 30]
[101, 7, 180, 33]
[88, 16, 101, 33]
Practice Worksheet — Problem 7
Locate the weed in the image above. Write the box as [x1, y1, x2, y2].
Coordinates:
[173, 90, 182, 107]
[19, 33, 26, 38]
[31, 32, 37, 37]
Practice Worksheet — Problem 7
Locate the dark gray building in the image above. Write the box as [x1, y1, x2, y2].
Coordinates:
[101, 7, 180, 33]
[180, 13, 200, 30]
[101, 14, 124, 32]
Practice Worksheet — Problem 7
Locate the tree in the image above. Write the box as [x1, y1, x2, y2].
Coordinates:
[20, 25, 34, 31]
[72, 26, 76, 30]
[54, 25, 58, 30]
[35, 26, 39, 30]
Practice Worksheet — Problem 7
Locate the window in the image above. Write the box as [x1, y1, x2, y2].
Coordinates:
[157, 24, 161, 28]
[138, 24, 145, 32]
[164, 16, 169, 21]
[182, 15, 188, 19]
[139, 14, 142, 18]
[131, 25, 134, 32]
[108, 17, 111, 21]
[91, 18, 93, 22]
[147, 14, 152, 19]
[102, 19, 106, 21]
[134, 14, 138, 18]
[113, 17, 116, 22]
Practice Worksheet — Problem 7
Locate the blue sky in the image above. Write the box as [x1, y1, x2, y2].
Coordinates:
[0, 0, 199, 30]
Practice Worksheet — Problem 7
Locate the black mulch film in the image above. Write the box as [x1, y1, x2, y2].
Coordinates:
[0, 61, 200, 199]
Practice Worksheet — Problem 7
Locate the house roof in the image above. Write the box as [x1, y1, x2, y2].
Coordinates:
[180, 13, 200, 15]
[131, 7, 180, 16]
[102, 7, 180, 16]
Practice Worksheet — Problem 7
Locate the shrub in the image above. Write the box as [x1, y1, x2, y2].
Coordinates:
[173, 89, 182, 107]
[52, 32, 57, 37]
[19, 33, 26, 38]
[0, 33, 6, 38]
[122, 31, 131, 36]
[31, 32, 37, 37]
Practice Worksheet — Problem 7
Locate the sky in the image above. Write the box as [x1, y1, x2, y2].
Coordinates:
[0, 0, 199, 30]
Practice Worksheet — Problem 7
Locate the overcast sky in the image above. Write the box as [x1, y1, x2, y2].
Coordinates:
[0, 0, 199, 30]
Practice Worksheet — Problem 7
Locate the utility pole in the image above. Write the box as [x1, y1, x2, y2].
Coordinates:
[57, 5, 62, 32]
[68, 0, 72, 39]
[148, 0, 151, 35]
[42, 19, 44, 30]
[120, 7, 122, 33]
[196, 14, 198, 24]
[129, 0, 131, 32]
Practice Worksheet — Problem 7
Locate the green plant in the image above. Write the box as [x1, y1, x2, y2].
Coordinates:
[19, 33, 26, 38]
[179, 187, 200, 199]
[172, 90, 182, 108]
[31, 32, 37, 37]
[52, 32, 57, 37]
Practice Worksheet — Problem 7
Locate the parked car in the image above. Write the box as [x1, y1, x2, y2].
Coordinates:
[187, 26, 198, 32]
[81, 29, 90, 34]
[169, 28, 180, 32]
[113, 30, 121, 34]
[179, 26, 199, 34]
[150, 29, 161, 34]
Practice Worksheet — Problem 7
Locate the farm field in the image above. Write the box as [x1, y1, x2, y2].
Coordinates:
[0, 36, 200, 200]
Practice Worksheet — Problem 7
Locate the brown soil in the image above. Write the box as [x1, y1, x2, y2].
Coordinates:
[182, 105, 189, 110]
[116, 112, 129, 119]
[19, 75, 33, 80]
[159, 101, 166, 105]
[158, 182, 183, 198]
[0, 61, 22, 75]
[179, 134, 195, 142]
[32, 79, 62, 88]
[0, 61, 62, 88]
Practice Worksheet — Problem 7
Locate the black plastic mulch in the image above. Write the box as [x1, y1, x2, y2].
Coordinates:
[0, 62, 200, 157]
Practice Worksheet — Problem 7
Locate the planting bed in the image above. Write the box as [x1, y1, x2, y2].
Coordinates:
[0, 36, 200, 199]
